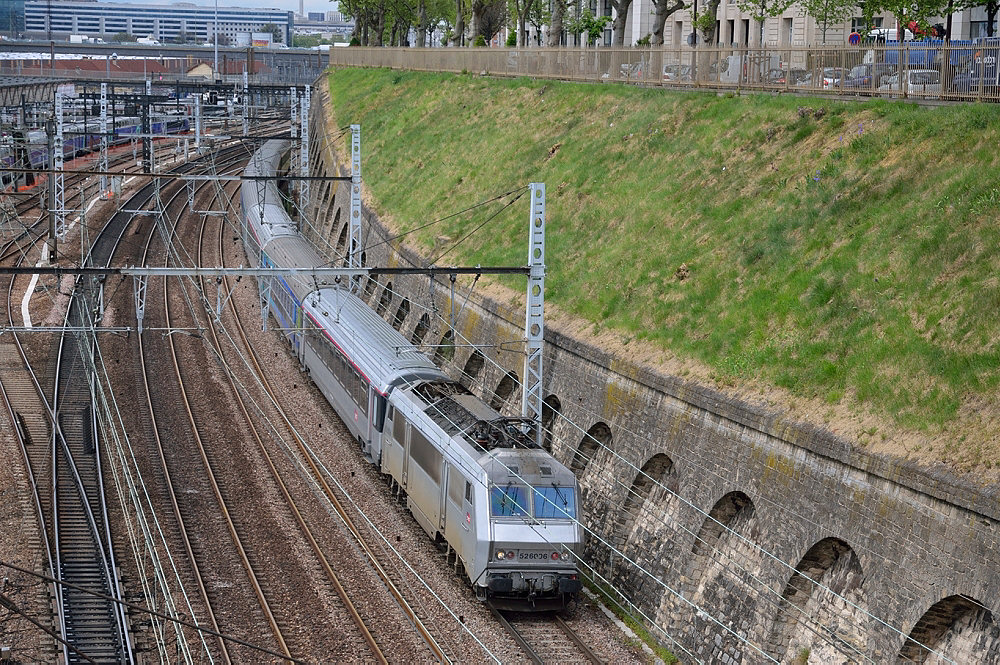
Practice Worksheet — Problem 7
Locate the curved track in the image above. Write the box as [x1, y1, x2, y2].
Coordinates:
[490, 608, 604, 665]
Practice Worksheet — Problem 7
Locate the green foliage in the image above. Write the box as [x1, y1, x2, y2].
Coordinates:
[260, 22, 283, 43]
[349, 36, 361, 46]
[693, 11, 716, 36]
[326, 69, 1000, 448]
[870, 0, 949, 40]
[294, 34, 338, 48]
[585, 577, 678, 662]
[799, 0, 856, 43]
[473, 34, 487, 46]
[566, 9, 611, 46]
[635, 33, 651, 46]
[736, 0, 794, 24]
[506, 30, 518, 46]
[112, 32, 136, 43]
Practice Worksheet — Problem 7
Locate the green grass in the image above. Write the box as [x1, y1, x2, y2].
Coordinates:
[326, 68, 1000, 442]
[584, 577, 678, 663]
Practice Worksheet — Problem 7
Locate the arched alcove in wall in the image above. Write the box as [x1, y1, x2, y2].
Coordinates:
[899, 595, 998, 663]
[541, 395, 561, 453]
[376, 281, 393, 317]
[432, 330, 456, 366]
[767, 537, 867, 663]
[411, 313, 430, 347]
[460, 350, 485, 388]
[617, 453, 677, 545]
[392, 298, 410, 331]
[571, 422, 611, 475]
[490, 371, 519, 414]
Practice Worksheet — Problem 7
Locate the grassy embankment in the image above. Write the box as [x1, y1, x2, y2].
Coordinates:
[327, 68, 1000, 473]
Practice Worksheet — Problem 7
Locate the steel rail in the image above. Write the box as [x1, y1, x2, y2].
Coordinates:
[131, 148, 256, 665]
[159, 153, 293, 661]
[489, 607, 543, 665]
[219, 162, 452, 663]
[197, 175, 388, 663]
[553, 615, 605, 664]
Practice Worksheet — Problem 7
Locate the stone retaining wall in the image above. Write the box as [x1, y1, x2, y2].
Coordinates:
[306, 81, 1000, 663]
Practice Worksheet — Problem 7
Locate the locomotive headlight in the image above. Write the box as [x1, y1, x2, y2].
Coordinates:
[496, 550, 505, 560]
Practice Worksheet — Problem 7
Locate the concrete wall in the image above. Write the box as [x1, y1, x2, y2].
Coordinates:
[306, 85, 1000, 663]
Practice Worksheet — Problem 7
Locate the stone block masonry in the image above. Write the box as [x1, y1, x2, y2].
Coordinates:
[304, 83, 1000, 663]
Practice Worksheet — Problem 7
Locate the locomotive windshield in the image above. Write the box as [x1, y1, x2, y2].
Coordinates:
[490, 484, 529, 517]
[532, 486, 577, 519]
[489, 484, 577, 519]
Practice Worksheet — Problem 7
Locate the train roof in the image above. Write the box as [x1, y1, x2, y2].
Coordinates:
[304, 286, 446, 395]
[262, 234, 337, 301]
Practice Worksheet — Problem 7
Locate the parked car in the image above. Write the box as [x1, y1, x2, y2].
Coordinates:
[794, 68, 848, 89]
[950, 38, 1000, 95]
[663, 64, 692, 82]
[843, 63, 896, 89]
[878, 69, 942, 95]
[765, 68, 808, 85]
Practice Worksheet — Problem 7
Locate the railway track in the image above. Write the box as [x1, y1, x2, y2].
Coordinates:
[204, 169, 466, 661]
[133, 145, 290, 662]
[490, 608, 605, 665]
[48, 146, 249, 664]
[192, 177, 390, 661]
[1, 140, 184, 264]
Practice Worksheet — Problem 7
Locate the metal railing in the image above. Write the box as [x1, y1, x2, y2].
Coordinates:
[328, 44, 1000, 102]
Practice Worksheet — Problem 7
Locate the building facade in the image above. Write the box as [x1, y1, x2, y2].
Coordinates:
[1, 0, 25, 37]
[23, 0, 293, 44]
[532, 0, 995, 46]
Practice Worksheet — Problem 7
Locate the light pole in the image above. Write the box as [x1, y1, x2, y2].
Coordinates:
[214, 0, 219, 78]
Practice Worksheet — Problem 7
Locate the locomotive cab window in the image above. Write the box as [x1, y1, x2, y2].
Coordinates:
[490, 484, 529, 517]
[532, 486, 576, 519]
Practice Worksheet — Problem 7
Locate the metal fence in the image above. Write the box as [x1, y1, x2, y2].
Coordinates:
[328, 44, 1000, 102]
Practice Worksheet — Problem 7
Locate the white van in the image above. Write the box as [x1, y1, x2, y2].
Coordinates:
[868, 28, 915, 41]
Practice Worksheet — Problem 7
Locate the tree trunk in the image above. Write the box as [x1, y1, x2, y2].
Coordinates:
[703, 0, 720, 44]
[611, 0, 633, 46]
[452, 0, 465, 45]
[548, 0, 566, 46]
[417, 1, 428, 46]
[988, 1, 998, 37]
[650, 0, 684, 46]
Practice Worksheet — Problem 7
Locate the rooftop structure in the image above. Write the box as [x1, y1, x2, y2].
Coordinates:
[23, 0, 293, 45]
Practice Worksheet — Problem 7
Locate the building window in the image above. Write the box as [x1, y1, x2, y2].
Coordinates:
[971, 20, 995, 39]
[851, 16, 882, 33]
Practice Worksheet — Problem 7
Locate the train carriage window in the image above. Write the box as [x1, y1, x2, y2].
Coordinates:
[393, 412, 407, 444]
[448, 466, 464, 505]
[532, 486, 576, 519]
[373, 396, 387, 432]
[409, 429, 442, 484]
[490, 484, 529, 517]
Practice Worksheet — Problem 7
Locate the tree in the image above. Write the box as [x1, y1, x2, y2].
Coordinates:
[508, 0, 538, 46]
[609, 0, 634, 46]
[696, 0, 721, 43]
[260, 22, 283, 43]
[735, 0, 795, 43]
[527, 0, 549, 44]
[174, 31, 190, 44]
[547, 0, 566, 45]
[567, 9, 610, 46]
[650, 0, 686, 45]
[801, 0, 856, 42]
[471, 0, 506, 43]
[870, 0, 949, 42]
[112, 32, 137, 43]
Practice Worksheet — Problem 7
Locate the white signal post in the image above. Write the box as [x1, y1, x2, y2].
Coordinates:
[522, 183, 545, 447]
[349, 123, 361, 284]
